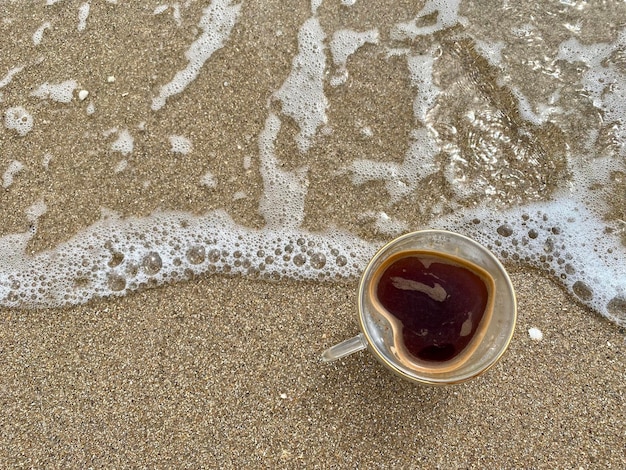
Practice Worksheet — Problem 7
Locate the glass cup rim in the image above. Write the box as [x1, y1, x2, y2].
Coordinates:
[356, 229, 517, 385]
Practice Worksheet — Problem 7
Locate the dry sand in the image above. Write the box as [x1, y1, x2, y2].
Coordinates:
[1, 270, 625, 468]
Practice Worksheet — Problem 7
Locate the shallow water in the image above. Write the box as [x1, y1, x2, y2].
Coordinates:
[0, 0, 625, 325]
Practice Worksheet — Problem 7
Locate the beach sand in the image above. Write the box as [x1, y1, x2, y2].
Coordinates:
[0, 271, 625, 468]
[0, 1, 625, 468]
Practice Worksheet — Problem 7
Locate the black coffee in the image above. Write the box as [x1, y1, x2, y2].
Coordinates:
[374, 251, 492, 363]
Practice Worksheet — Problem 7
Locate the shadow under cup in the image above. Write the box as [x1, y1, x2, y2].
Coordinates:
[358, 230, 516, 385]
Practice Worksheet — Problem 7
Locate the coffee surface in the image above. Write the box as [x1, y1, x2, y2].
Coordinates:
[375, 252, 491, 363]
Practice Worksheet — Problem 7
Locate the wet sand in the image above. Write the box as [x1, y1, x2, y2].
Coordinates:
[1, 269, 625, 468]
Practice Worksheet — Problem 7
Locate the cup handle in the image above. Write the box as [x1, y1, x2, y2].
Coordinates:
[321, 333, 368, 362]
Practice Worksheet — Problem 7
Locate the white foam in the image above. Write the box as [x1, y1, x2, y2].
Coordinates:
[274, 17, 327, 152]
[329, 29, 378, 86]
[26, 199, 47, 224]
[151, 0, 241, 111]
[346, 53, 440, 202]
[258, 113, 308, 228]
[1, 2, 625, 332]
[558, 28, 626, 156]
[391, 0, 465, 39]
[169, 135, 192, 154]
[243, 155, 252, 170]
[11, 169, 621, 324]
[0, 210, 376, 308]
[42, 153, 53, 169]
[363, 211, 408, 237]
[114, 159, 128, 173]
[4, 106, 33, 136]
[511, 87, 562, 126]
[2, 160, 24, 188]
[0, 65, 24, 89]
[172, 3, 182, 26]
[407, 50, 440, 123]
[310, 0, 322, 15]
[201, 171, 217, 188]
[153, 4, 169, 15]
[110, 129, 134, 155]
[348, 128, 439, 203]
[31, 80, 77, 103]
[434, 195, 626, 326]
[474, 40, 505, 68]
[77, 2, 90, 31]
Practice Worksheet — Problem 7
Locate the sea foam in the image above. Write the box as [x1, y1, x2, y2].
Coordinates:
[0, 0, 624, 327]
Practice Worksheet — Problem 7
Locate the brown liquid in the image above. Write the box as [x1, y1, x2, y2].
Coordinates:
[373, 251, 493, 364]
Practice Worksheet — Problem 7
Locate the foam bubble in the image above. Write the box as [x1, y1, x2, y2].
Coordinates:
[114, 159, 128, 173]
[329, 29, 378, 86]
[110, 129, 134, 155]
[558, 29, 626, 156]
[169, 135, 192, 154]
[31, 80, 77, 103]
[510, 87, 561, 126]
[151, 0, 241, 111]
[391, 0, 465, 39]
[77, 2, 90, 31]
[4, 106, 33, 136]
[347, 127, 439, 203]
[186, 245, 206, 265]
[42, 153, 53, 169]
[201, 171, 217, 188]
[0, 65, 24, 88]
[473, 40, 504, 67]
[363, 211, 408, 237]
[26, 200, 47, 224]
[310, 0, 322, 14]
[259, 113, 307, 227]
[407, 50, 440, 123]
[0, 210, 376, 308]
[274, 16, 327, 152]
[435, 195, 626, 326]
[243, 155, 252, 170]
[141, 251, 163, 275]
[258, 113, 308, 228]
[171, 4, 182, 26]
[153, 5, 168, 15]
[2, 160, 24, 188]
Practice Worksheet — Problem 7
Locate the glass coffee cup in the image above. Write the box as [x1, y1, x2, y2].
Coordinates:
[322, 230, 517, 385]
